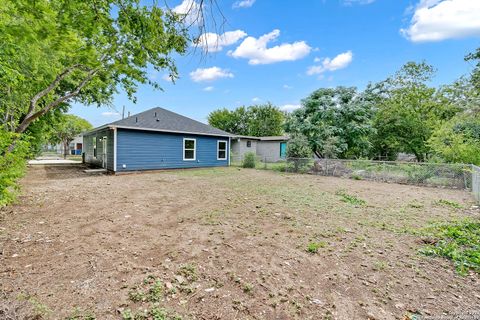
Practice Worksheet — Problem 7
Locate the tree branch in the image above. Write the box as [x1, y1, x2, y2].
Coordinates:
[15, 68, 98, 134]
[27, 64, 84, 115]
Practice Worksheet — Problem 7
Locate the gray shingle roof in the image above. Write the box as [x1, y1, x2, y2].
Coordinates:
[105, 107, 231, 137]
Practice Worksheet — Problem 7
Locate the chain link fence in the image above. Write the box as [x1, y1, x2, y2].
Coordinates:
[285, 158, 472, 190]
[473, 165, 480, 204]
[229, 155, 480, 202]
[230, 154, 286, 171]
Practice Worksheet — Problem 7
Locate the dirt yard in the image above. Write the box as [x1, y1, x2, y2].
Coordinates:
[1, 165, 479, 319]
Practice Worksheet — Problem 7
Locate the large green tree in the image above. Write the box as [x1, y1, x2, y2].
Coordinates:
[428, 114, 480, 165]
[207, 104, 285, 136]
[370, 62, 459, 161]
[246, 103, 285, 136]
[466, 48, 480, 94]
[285, 86, 375, 159]
[207, 107, 250, 135]
[0, 0, 189, 141]
[50, 114, 92, 159]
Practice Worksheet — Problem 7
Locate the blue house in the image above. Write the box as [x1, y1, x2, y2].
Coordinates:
[83, 107, 231, 172]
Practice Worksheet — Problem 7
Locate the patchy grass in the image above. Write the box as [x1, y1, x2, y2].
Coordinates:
[124, 275, 184, 320]
[435, 199, 463, 209]
[16, 294, 52, 319]
[121, 307, 182, 320]
[419, 219, 480, 275]
[335, 189, 366, 206]
[178, 263, 198, 282]
[1, 165, 476, 318]
[307, 241, 327, 253]
[65, 308, 96, 320]
[242, 283, 254, 294]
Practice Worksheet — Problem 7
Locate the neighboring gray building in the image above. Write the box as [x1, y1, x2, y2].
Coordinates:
[231, 135, 289, 162]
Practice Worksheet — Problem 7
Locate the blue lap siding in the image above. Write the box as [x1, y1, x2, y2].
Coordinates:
[116, 129, 229, 171]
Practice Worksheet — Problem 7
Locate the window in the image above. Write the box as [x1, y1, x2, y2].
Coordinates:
[93, 137, 97, 158]
[217, 140, 227, 160]
[183, 138, 196, 161]
[246, 140, 252, 148]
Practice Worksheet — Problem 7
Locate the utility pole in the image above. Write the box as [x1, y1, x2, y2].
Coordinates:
[122, 105, 125, 119]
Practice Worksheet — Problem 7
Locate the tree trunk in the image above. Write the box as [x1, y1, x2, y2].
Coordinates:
[63, 141, 69, 159]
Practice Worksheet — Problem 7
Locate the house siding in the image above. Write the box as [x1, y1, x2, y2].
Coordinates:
[116, 129, 229, 171]
[83, 129, 114, 171]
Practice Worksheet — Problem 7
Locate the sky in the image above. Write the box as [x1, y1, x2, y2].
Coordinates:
[70, 0, 480, 127]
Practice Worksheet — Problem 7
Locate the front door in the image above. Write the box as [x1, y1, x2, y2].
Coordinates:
[280, 142, 287, 159]
[102, 136, 107, 168]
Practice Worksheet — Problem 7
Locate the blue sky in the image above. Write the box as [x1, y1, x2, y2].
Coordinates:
[70, 0, 480, 127]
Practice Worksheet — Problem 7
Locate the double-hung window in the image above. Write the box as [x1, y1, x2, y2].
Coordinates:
[217, 140, 227, 160]
[183, 138, 196, 161]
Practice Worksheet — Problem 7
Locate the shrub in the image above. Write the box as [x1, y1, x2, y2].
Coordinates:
[0, 131, 31, 207]
[286, 134, 311, 158]
[242, 152, 256, 168]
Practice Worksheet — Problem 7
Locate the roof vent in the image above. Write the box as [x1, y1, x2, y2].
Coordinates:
[154, 111, 157, 117]
[156, 118, 160, 122]
[135, 117, 138, 123]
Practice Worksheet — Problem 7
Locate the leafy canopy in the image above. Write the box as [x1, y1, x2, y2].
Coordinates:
[51, 115, 92, 145]
[429, 114, 480, 165]
[285, 86, 374, 159]
[370, 61, 459, 161]
[0, 0, 189, 134]
[207, 103, 285, 136]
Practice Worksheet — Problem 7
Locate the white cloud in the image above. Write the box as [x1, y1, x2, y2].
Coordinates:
[233, 0, 256, 8]
[401, 0, 480, 42]
[280, 104, 302, 112]
[172, 0, 202, 25]
[102, 111, 120, 117]
[252, 97, 262, 102]
[203, 86, 214, 91]
[307, 51, 353, 75]
[314, 57, 321, 63]
[229, 29, 311, 65]
[190, 67, 234, 82]
[283, 84, 293, 89]
[196, 30, 247, 52]
[342, 0, 375, 5]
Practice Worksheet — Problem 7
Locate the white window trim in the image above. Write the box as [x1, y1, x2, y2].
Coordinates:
[183, 138, 196, 161]
[217, 140, 227, 160]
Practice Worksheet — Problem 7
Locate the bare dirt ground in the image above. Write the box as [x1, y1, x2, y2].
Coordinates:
[1, 165, 479, 320]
